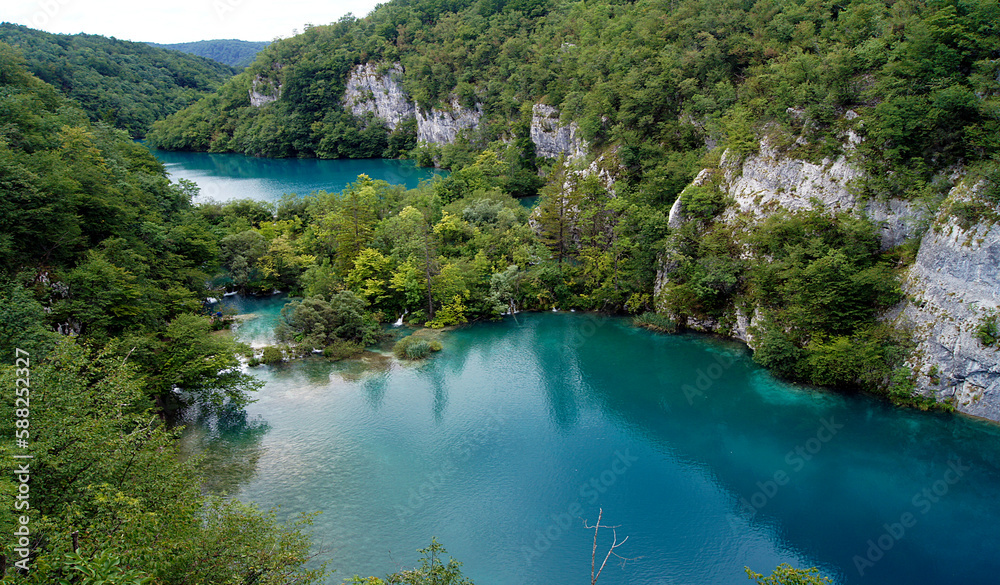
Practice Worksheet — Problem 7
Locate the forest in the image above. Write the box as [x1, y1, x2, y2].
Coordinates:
[1, 0, 999, 582]
[0, 23, 237, 137]
[147, 39, 272, 69]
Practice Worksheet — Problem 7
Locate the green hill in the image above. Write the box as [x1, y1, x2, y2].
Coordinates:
[148, 39, 271, 68]
[0, 22, 237, 137]
[147, 0, 998, 196]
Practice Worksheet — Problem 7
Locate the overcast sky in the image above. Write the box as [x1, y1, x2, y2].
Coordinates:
[6, 0, 383, 43]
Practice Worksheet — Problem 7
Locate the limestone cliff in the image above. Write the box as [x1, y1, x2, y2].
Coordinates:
[341, 63, 414, 130]
[249, 75, 281, 107]
[340, 62, 482, 145]
[658, 134, 1000, 420]
[530, 104, 587, 160]
[340, 63, 595, 153]
[658, 137, 920, 340]
[715, 139, 922, 249]
[897, 184, 1000, 420]
[416, 98, 482, 144]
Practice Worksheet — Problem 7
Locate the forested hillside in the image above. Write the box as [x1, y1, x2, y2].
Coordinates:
[146, 0, 999, 403]
[149, 0, 999, 198]
[0, 23, 237, 137]
[0, 43, 325, 583]
[148, 39, 271, 68]
[2, 0, 999, 580]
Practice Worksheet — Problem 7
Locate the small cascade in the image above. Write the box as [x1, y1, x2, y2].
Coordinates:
[393, 310, 408, 327]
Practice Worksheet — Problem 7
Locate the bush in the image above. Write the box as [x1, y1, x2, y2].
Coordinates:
[976, 313, 999, 348]
[633, 312, 678, 333]
[394, 335, 435, 360]
[405, 340, 432, 359]
[680, 185, 726, 220]
[323, 339, 364, 361]
[261, 346, 284, 365]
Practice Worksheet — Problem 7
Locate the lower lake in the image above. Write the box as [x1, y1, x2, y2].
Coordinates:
[183, 296, 1000, 585]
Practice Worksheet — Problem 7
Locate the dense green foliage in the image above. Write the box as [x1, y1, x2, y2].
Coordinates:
[746, 564, 831, 585]
[393, 334, 442, 359]
[0, 342, 323, 584]
[659, 204, 914, 396]
[147, 39, 271, 68]
[977, 312, 1000, 348]
[0, 47, 323, 583]
[0, 23, 236, 137]
[346, 539, 472, 585]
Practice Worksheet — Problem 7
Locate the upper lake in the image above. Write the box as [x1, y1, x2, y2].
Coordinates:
[152, 150, 445, 202]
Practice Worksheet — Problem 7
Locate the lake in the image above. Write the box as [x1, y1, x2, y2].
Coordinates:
[152, 150, 445, 203]
[160, 152, 1000, 585]
[184, 297, 1000, 585]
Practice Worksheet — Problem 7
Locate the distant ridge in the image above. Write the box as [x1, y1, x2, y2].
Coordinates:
[0, 22, 237, 137]
[148, 39, 270, 68]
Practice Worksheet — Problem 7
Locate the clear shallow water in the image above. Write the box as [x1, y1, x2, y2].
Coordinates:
[211, 293, 289, 347]
[152, 150, 445, 202]
[185, 297, 1000, 585]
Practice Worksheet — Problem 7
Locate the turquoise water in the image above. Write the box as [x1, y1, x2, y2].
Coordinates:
[185, 297, 1000, 585]
[152, 150, 445, 202]
[211, 293, 290, 347]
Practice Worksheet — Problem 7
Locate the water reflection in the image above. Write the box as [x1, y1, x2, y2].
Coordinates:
[180, 308, 1000, 585]
[179, 403, 270, 496]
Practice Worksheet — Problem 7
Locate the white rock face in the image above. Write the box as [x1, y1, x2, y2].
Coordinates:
[657, 135, 1000, 420]
[667, 168, 713, 230]
[719, 140, 922, 249]
[416, 98, 482, 144]
[341, 63, 415, 130]
[339, 62, 481, 144]
[530, 104, 588, 160]
[249, 75, 281, 107]
[898, 184, 1000, 420]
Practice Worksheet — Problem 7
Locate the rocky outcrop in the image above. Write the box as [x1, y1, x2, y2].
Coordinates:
[341, 63, 414, 130]
[897, 183, 1000, 420]
[660, 139, 921, 327]
[659, 132, 1000, 420]
[340, 62, 481, 144]
[531, 104, 587, 160]
[249, 75, 281, 107]
[717, 139, 923, 249]
[416, 98, 482, 144]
